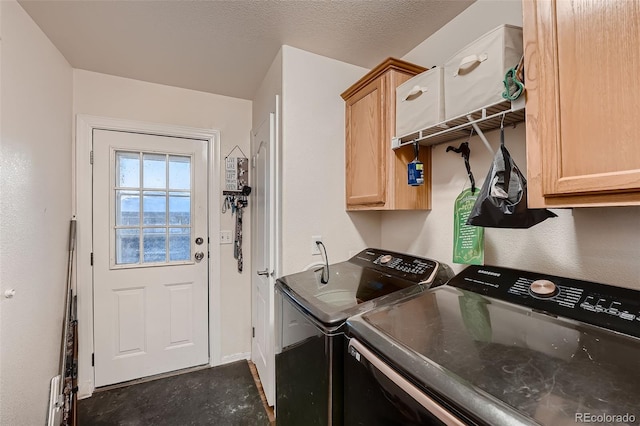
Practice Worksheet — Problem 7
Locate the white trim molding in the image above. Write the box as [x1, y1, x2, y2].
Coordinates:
[74, 115, 221, 398]
[220, 352, 251, 366]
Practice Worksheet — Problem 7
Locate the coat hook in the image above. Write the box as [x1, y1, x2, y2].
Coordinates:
[446, 139, 476, 194]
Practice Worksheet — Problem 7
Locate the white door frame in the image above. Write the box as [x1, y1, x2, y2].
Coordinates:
[74, 115, 221, 398]
[250, 113, 276, 405]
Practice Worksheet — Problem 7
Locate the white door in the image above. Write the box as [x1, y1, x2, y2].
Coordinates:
[92, 129, 209, 387]
[251, 112, 276, 405]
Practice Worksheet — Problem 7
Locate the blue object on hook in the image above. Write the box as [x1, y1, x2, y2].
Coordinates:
[407, 142, 424, 186]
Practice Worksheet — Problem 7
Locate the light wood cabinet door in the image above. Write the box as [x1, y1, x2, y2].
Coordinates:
[342, 58, 431, 211]
[345, 76, 386, 207]
[524, 0, 640, 207]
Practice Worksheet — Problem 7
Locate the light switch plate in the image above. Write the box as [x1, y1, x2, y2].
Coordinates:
[220, 230, 233, 244]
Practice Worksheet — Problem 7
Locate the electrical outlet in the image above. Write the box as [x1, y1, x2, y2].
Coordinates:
[311, 235, 322, 255]
[220, 230, 233, 245]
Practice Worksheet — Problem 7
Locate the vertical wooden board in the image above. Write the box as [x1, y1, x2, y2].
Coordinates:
[392, 145, 432, 210]
[556, 0, 640, 177]
[523, 0, 547, 207]
[389, 70, 432, 210]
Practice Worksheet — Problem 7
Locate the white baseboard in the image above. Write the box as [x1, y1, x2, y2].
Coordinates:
[218, 352, 251, 366]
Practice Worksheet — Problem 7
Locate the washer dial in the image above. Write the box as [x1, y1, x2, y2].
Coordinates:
[530, 279, 558, 298]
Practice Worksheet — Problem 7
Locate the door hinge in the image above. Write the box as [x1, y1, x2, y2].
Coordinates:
[252, 327, 255, 338]
[91, 353, 95, 367]
[208, 251, 210, 259]
[90, 252, 94, 266]
[90, 150, 94, 164]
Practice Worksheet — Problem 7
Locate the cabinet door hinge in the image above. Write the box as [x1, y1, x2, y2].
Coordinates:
[90, 151, 94, 164]
[252, 327, 255, 338]
[91, 353, 95, 367]
[90, 252, 94, 266]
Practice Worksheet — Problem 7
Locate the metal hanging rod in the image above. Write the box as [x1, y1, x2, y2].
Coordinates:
[392, 97, 525, 150]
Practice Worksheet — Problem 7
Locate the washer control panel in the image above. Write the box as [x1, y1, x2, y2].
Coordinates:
[449, 265, 640, 339]
[529, 279, 558, 297]
[350, 248, 437, 284]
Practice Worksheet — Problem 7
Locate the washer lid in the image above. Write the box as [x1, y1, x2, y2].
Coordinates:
[276, 248, 448, 326]
[348, 286, 640, 425]
[276, 261, 421, 326]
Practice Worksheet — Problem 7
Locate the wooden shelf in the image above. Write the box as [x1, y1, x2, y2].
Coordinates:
[392, 98, 525, 149]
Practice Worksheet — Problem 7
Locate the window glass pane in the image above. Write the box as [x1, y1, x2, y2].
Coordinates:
[143, 191, 166, 225]
[113, 151, 196, 267]
[169, 192, 191, 225]
[143, 228, 166, 263]
[169, 228, 191, 261]
[143, 154, 166, 189]
[116, 190, 140, 226]
[169, 156, 191, 190]
[116, 152, 140, 187]
[116, 229, 140, 264]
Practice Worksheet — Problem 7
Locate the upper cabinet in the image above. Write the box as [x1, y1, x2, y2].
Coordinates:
[523, 0, 640, 207]
[341, 58, 431, 211]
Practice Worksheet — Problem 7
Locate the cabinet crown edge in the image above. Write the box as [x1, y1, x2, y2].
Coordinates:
[340, 57, 427, 100]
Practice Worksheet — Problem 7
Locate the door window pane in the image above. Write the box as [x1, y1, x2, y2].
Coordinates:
[114, 151, 194, 266]
[143, 191, 166, 225]
[143, 228, 166, 263]
[169, 192, 190, 225]
[143, 154, 166, 189]
[169, 228, 191, 261]
[116, 229, 140, 264]
[116, 152, 140, 187]
[169, 156, 191, 190]
[116, 190, 140, 226]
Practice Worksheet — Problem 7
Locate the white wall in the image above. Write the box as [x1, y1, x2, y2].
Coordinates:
[279, 46, 382, 274]
[403, 0, 524, 68]
[382, 0, 640, 290]
[253, 49, 282, 132]
[73, 70, 253, 361]
[0, 1, 73, 424]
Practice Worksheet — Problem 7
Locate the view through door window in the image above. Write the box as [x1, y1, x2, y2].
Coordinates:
[114, 151, 192, 266]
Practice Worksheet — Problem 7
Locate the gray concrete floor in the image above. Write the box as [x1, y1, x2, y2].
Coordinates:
[78, 360, 270, 426]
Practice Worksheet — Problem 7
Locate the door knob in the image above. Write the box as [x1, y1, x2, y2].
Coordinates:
[257, 269, 271, 276]
[195, 252, 205, 261]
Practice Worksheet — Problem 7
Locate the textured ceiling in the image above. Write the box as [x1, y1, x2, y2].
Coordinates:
[19, 0, 474, 100]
